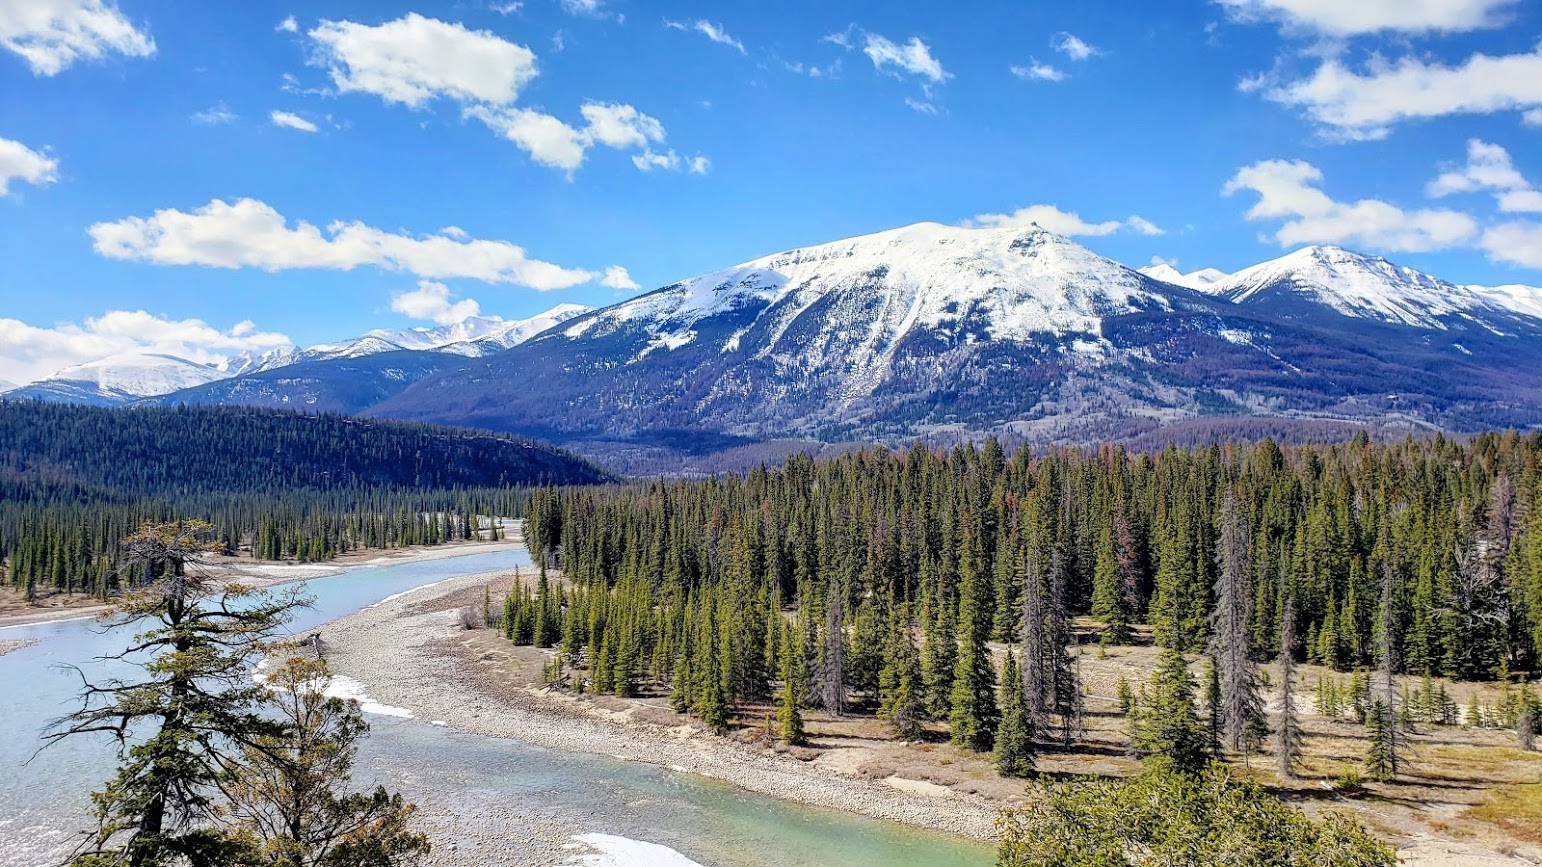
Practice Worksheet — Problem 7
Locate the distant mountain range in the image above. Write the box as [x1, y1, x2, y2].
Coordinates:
[7, 224, 1541, 472]
[1, 304, 591, 407]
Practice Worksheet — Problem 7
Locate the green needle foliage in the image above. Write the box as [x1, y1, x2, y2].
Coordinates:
[1131, 649, 1210, 774]
[997, 761, 1398, 867]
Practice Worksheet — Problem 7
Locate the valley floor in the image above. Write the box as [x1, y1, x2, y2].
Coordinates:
[318, 563, 1542, 867]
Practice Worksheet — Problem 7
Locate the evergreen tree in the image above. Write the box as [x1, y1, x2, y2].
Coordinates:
[1276, 594, 1305, 779]
[996, 650, 1035, 777]
[1132, 648, 1210, 774]
[949, 523, 999, 752]
[877, 605, 925, 740]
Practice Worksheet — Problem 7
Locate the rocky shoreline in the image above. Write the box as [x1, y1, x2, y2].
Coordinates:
[318, 566, 1002, 863]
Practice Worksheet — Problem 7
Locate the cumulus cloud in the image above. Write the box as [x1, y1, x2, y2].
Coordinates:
[1257, 44, 1542, 140]
[1224, 158, 1479, 252]
[276, 15, 298, 33]
[964, 204, 1165, 237]
[0, 310, 291, 386]
[1481, 221, 1542, 269]
[600, 265, 639, 290]
[308, 13, 538, 108]
[1011, 61, 1065, 82]
[391, 280, 481, 324]
[0, 135, 59, 196]
[305, 13, 699, 174]
[687, 155, 710, 175]
[88, 197, 606, 290]
[1051, 32, 1098, 61]
[269, 110, 318, 133]
[664, 19, 744, 54]
[1427, 139, 1542, 213]
[631, 149, 680, 171]
[1215, 0, 1519, 35]
[862, 33, 948, 82]
[559, 0, 609, 18]
[0, 0, 154, 76]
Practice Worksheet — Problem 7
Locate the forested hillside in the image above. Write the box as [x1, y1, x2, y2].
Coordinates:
[0, 402, 611, 598]
[515, 433, 1542, 750]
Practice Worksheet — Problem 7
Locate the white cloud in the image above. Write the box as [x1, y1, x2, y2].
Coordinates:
[665, 19, 744, 54]
[1215, 0, 1518, 35]
[470, 101, 688, 174]
[862, 33, 948, 82]
[1149, 255, 1179, 267]
[1052, 32, 1098, 61]
[687, 155, 710, 174]
[0, 0, 154, 76]
[0, 310, 291, 386]
[0, 135, 60, 195]
[391, 280, 480, 324]
[559, 0, 608, 18]
[1427, 139, 1542, 213]
[276, 15, 298, 33]
[822, 27, 854, 49]
[1224, 158, 1479, 252]
[1011, 61, 1064, 82]
[1482, 221, 1542, 269]
[905, 97, 938, 115]
[964, 204, 1165, 237]
[601, 265, 639, 290]
[631, 149, 679, 171]
[466, 106, 587, 171]
[1525, 109, 1542, 127]
[88, 197, 604, 290]
[191, 103, 237, 125]
[490, 2, 522, 14]
[269, 110, 318, 133]
[308, 13, 538, 108]
[580, 102, 665, 148]
[1259, 44, 1542, 140]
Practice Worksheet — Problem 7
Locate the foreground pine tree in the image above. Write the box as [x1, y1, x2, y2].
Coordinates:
[996, 650, 1035, 777]
[228, 655, 430, 865]
[997, 762, 1397, 867]
[1132, 648, 1210, 774]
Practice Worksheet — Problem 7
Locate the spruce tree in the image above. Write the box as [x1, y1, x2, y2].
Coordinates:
[996, 649, 1035, 777]
[1133, 648, 1209, 774]
[877, 605, 925, 740]
[949, 524, 999, 752]
[778, 617, 807, 746]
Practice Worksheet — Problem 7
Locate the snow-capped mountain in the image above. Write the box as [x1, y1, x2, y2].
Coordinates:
[1138, 263, 1229, 291]
[370, 223, 1542, 469]
[1200, 246, 1540, 333]
[219, 345, 304, 377]
[304, 305, 591, 361]
[4, 353, 229, 406]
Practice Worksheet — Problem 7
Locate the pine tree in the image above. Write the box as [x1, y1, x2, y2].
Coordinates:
[1204, 656, 1224, 758]
[996, 649, 1035, 777]
[813, 581, 847, 716]
[778, 616, 807, 746]
[1365, 697, 1396, 782]
[949, 524, 999, 752]
[877, 605, 925, 740]
[1132, 648, 1210, 774]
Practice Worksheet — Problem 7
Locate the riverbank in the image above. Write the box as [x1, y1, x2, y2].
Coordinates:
[318, 562, 1542, 867]
[0, 537, 525, 630]
[319, 568, 1004, 853]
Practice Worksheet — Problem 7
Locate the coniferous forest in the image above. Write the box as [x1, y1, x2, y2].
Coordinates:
[0, 402, 610, 596]
[515, 432, 1542, 748]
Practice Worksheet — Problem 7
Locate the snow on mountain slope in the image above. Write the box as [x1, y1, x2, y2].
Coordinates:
[1138, 263, 1229, 291]
[559, 221, 1179, 359]
[1468, 284, 1542, 321]
[308, 305, 592, 361]
[47, 353, 227, 397]
[220, 345, 303, 377]
[1203, 246, 1528, 331]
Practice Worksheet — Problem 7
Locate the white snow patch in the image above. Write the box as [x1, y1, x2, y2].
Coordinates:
[320, 675, 415, 718]
[556, 833, 705, 867]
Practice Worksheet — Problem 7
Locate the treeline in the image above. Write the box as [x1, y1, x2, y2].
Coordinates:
[510, 433, 1542, 746]
[0, 402, 608, 598]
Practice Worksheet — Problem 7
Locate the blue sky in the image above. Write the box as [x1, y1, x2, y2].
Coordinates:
[2, 0, 1541, 383]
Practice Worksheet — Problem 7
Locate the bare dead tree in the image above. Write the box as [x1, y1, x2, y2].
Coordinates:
[1046, 550, 1084, 746]
[1210, 493, 1265, 755]
[814, 580, 847, 716]
[1276, 591, 1304, 778]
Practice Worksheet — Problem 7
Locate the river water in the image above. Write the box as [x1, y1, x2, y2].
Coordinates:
[0, 548, 992, 867]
